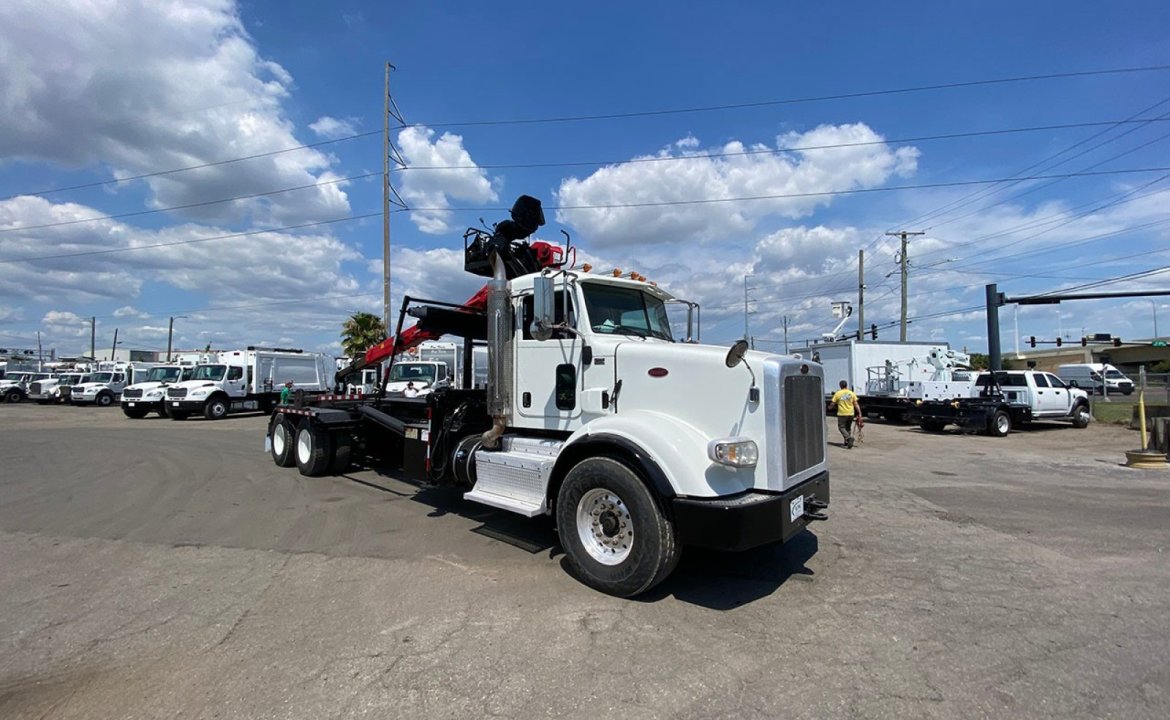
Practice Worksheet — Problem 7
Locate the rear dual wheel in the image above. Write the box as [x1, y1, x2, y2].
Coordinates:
[270, 416, 297, 467]
[295, 421, 332, 477]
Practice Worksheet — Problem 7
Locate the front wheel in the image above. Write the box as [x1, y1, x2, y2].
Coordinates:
[204, 397, 229, 420]
[1071, 404, 1091, 429]
[556, 457, 678, 597]
[95, 392, 113, 407]
[989, 409, 1012, 437]
[5, 389, 23, 403]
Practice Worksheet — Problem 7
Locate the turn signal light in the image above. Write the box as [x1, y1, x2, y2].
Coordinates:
[612, 268, 622, 277]
[708, 438, 759, 468]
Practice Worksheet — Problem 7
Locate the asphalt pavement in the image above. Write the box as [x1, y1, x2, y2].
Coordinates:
[0, 404, 1167, 719]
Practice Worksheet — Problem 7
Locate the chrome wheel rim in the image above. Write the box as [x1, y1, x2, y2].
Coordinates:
[997, 414, 1010, 434]
[296, 428, 312, 465]
[576, 488, 633, 566]
[273, 423, 288, 456]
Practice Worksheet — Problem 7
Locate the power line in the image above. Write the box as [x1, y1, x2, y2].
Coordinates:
[393, 118, 1170, 172]
[407, 64, 1170, 129]
[1, 131, 381, 201]
[0, 172, 380, 234]
[0, 212, 386, 264]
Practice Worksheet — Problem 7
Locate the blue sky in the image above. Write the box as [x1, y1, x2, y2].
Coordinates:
[2, 0, 1169, 360]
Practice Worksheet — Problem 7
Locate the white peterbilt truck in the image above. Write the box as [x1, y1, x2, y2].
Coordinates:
[167, 348, 332, 420]
[266, 196, 830, 597]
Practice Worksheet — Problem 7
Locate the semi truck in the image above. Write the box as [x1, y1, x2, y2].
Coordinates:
[28, 371, 90, 404]
[812, 340, 972, 420]
[265, 195, 830, 597]
[166, 348, 332, 420]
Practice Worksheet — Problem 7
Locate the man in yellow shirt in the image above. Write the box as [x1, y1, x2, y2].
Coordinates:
[830, 380, 861, 449]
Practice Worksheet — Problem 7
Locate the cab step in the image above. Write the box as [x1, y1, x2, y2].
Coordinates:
[463, 437, 562, 517]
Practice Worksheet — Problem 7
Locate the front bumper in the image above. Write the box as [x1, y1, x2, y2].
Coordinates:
[123, 399, 164, 411]
[167, 399, 207, 412]
[671, 471, 830, 552]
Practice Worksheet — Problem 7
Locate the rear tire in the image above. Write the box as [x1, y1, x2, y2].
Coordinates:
[919, 418, 947, 432]
[330, 438, 352, 474]
[270, 416, 296, 467]
[556, 457, 678, 597]
[1071, 403, 1091, 429]
[295, 420, 332, 476]
[989, 409, 1011, 437]
[122, 407, 149, 419]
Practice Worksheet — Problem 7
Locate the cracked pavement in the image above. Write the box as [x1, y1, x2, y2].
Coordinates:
[0, 405, 1167, 718]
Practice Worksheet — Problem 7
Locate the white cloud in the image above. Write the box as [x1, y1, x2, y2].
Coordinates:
[0, 0, 349, 226]
[113, 306, 150, 318]
[555, 124, 919, 247]
[396, 126, 498, 235]
[309, 116, 359, 139]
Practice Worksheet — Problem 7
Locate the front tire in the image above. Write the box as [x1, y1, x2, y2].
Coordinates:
[95, 392, 113, 407]
[270, 416, 297, 467]
[204, 396, 230, 420]
[556, 457, 678, 597]
[295, 421, 332, 476]
[1071, 403, 1091, 429]
[989, 409, 1012, 437]
[5, 389, 23, 403]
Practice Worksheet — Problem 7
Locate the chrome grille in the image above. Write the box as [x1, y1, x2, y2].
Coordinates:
[122, 388, 143, 399]
[29, 382, 45, 394]
[167, 387, 187, 398]
[784, 374, 825, 476]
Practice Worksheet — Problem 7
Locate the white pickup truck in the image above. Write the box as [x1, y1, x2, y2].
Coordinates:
[908, 369, 1091, 436]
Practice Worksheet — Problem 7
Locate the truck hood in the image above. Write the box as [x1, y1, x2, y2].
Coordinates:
[386, 379, 432, 392]
[125, 381, 170, 392]
[169, 380, 221, 391]
[74, 382, 110, 391]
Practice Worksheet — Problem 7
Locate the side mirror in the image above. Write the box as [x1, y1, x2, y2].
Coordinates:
[1068, 380, 1078, 388]
[725, 339, 749, 368]
[531, 275, 555, 341]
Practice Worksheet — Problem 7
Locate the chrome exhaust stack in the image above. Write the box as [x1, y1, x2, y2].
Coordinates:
[481, 251, 512, 449]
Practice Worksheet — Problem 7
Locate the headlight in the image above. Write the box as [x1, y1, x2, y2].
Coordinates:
[190, 388, 209, 397]
[145, 390, 163, 399]
[707, 437, 759, 468]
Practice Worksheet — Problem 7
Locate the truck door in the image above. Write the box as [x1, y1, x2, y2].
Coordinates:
[1031, 373, 1060, 416]
[1043, 373, 1072, 414]
[514, 291, 582, 427]
[225, 365, 246, 397]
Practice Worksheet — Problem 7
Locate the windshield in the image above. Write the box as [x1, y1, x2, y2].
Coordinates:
[389, 364, 437, 384]
[582, 284, 674, 341]
[90, 372, 113, 383]
[192, 365, 226, 381]
[147, 367, 183, 382]
[1105, 369, 1126, 379]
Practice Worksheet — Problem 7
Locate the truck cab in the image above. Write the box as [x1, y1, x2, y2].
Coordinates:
[1, 372, 54, 403]
[29, 372, 88, 404]
[121, 365, 194, 418]
[385, 361, 451, 396]
[71, 370, 130, 406]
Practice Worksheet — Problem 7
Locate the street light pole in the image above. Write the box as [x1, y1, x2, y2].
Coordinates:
[1151, 299, 1159, 339]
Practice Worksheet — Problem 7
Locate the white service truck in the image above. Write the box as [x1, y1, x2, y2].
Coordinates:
[121, 365, 196, 418]
[1, 372, 55, 403]
[70, 363, 158, 406]
[166, 348, 332, 420]
[812, 340, 972, 420]
[908, 369, 1091, 436]
[28, 372, 89, 404]
[266, 195, 830, 597]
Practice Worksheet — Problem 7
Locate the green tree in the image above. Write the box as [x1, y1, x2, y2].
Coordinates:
[341, 312, 387, 359]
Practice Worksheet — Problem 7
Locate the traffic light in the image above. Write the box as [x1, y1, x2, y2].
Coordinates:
[1029, 336, 1036, 348]
[1055, 337, 1063, 347]
[871, 323, 877, 340]
[1081, 337, 1088, 347]
[1113, 337, 1122, 347]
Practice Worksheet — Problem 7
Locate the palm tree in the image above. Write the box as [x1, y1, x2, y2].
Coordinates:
[341, 312, 387, 360]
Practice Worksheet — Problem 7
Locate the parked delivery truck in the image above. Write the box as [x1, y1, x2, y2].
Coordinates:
[167, 348, 332, 420]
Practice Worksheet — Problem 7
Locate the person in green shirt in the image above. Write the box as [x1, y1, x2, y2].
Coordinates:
[279, 380, 294, 405]
[829, 380, 861, 449]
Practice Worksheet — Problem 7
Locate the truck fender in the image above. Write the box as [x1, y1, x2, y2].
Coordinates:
[549, 411, 719, 508]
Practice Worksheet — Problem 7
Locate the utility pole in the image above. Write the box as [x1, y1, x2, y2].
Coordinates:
[90, 317, 96, 363]
[110, 328, 118, 362]
[783, 315, 789, 354]
[857, 249, 865, 343]
[36, 331, 43, 371]
[887, 230, 924, 342]
[743, 274, 757, 340]
[167, 316, 175, 362]
[382, 62, 393, 331]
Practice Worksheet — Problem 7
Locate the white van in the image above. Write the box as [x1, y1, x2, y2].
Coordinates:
[1057, 363, 1134, 395]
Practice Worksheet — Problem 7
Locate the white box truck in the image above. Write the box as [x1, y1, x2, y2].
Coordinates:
[166, 347, 332, 420]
